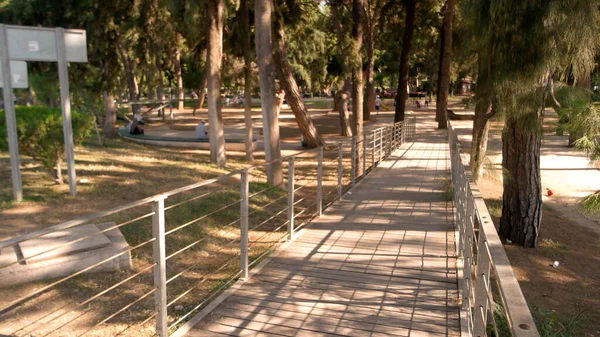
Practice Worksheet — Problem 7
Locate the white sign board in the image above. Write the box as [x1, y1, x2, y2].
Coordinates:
[0, 61, 28, 88]
[6, 26, 87, 63]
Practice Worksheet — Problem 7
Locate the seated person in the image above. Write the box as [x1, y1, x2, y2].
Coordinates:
[129, 118, 144, 135]
[196, 120, 208, 139]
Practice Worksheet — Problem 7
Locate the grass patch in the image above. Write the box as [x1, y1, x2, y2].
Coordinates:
[484, 198, 503, 219]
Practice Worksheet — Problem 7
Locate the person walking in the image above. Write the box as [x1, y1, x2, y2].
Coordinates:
[375, 96, 382, 115]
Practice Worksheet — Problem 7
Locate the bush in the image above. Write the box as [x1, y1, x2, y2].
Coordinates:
[0, 106, 94, 183]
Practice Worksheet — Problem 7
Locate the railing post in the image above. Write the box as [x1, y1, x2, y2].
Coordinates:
[152, 197, 168, 337]
[351, 137, 357, 187]
[379, 129, 383, 162]
[372, 132, 376, 169]
[473, 232, 491, 336]
[317, 148, 323, 217]
[287, 157, 295, 241]
[362, 133, 367, 177]
[337, 142, 343, 199]
[240, 169, 249, 279]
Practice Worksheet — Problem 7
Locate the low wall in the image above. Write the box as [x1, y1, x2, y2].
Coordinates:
[118, 127, 260, 151]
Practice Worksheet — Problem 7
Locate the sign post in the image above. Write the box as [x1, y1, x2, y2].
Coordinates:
[55, 28, 77, 195]
[0, 25, 23, 202]
[0, 24, 87, 200]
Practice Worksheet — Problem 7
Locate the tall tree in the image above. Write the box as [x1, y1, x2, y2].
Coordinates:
[240, 0, 254, 161]
[352, 0, 365, 174]
[331, 0, 354, 137]
[363, 0, 381, 121]
[255, 0, 283, 185]
[435, 0, 454, 129]
[491, 0, 598, 247]
[273, 1, 327, 149]
[394, 0, 416, 123]
[207, 0, 227, 167]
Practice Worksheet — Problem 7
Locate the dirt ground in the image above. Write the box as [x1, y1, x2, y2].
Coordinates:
[450, 99, 600, 336]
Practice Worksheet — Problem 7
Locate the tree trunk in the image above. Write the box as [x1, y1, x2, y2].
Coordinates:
[500, 114, 542, 247]
[117, 41, 139, 114]
[336, 89, 353, 137]
[194, 74, 208, 115]
[103, 91, 117, 138]
[255, 0, 283, 186]
[331, 1, 353, 136]
[273, 15, 326, 149]
[363, 1, 375, 121]
[25, 86, 36, 106]
[155, 54, 165, 101]
[394, 0, 416, 123]
[470, 99, 492, 180]
[175, 39, 184, 111]
[207, 0, 227, 167]
[352, 0, 364, 174]
[52, 160, 64, 185]
[435, 0, 455, 129]
[241, 0, 254, 161]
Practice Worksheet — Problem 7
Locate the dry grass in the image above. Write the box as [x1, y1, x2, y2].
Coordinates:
[0, 122, 358, 336]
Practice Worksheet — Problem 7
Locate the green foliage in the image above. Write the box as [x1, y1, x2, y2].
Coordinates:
[579, 191, 600, 216]
[536, 308, 578, 337]
[0, 106, 94, 181]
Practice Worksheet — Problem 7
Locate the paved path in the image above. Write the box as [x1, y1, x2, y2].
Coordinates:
[187, 116, 460, 337]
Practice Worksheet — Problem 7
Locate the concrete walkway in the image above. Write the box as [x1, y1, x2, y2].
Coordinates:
[187, 116, 460, 337]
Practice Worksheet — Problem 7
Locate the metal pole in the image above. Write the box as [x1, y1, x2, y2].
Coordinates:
[169, 88, 173, 121]
[351, 137, 356, 187]
[337, 143, 343, 199]
[317, 148, 323, 217]
[372, 132, 375, 169]
[379, 129, 383, 161]
[0, 25, 23, 202]
[362, 133, 367, 177]
[240, 169, 249, 279]
[55, 28, 77, 195]
[287, 157, 295, 241]
[152, 197, 168, 337]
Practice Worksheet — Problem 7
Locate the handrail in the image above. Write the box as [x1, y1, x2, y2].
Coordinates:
[448, 121, 539, 337]
[0, 118, 416, 337]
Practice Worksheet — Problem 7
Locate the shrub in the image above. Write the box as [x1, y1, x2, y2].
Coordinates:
[0, 106, 94, 184]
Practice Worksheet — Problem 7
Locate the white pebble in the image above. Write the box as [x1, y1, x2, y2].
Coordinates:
[552, 261, 560, 268]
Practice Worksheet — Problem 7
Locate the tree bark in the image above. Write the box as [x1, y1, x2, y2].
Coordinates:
[363, 0, 376, 121]
[207, 0, 227, 167]
[117, 41, 139, 114]
[25, 86, 36, 106]
[331, 1, 354, 136]
[336, 88, 353, 137]
[255, 0, 283, 186]
[470, 99, 492, 180]
[103, 91, 117, 138]
[436, 0, 455, 129]
[175, 38, 184, 111]
[273, 15, 327, 149]
[241, 0, 254, 161]
[52, 160, 64, 185]
[352, 0, 364, 174]
[500, 113, 542, 247]
[194, 74, 208, 115]
[394, 0, 416, 123]
[155, 54, 165, 101]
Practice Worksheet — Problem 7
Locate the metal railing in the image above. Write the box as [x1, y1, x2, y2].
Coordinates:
[448, 121, 539, 337]
[0, 119, 415, 337]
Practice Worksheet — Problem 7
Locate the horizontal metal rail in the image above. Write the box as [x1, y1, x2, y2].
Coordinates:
[448, 121, 539, 337]
[0, 118, 417, 337]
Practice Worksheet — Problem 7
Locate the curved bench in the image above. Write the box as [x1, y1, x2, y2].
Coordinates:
[117, 127, 260, 151]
